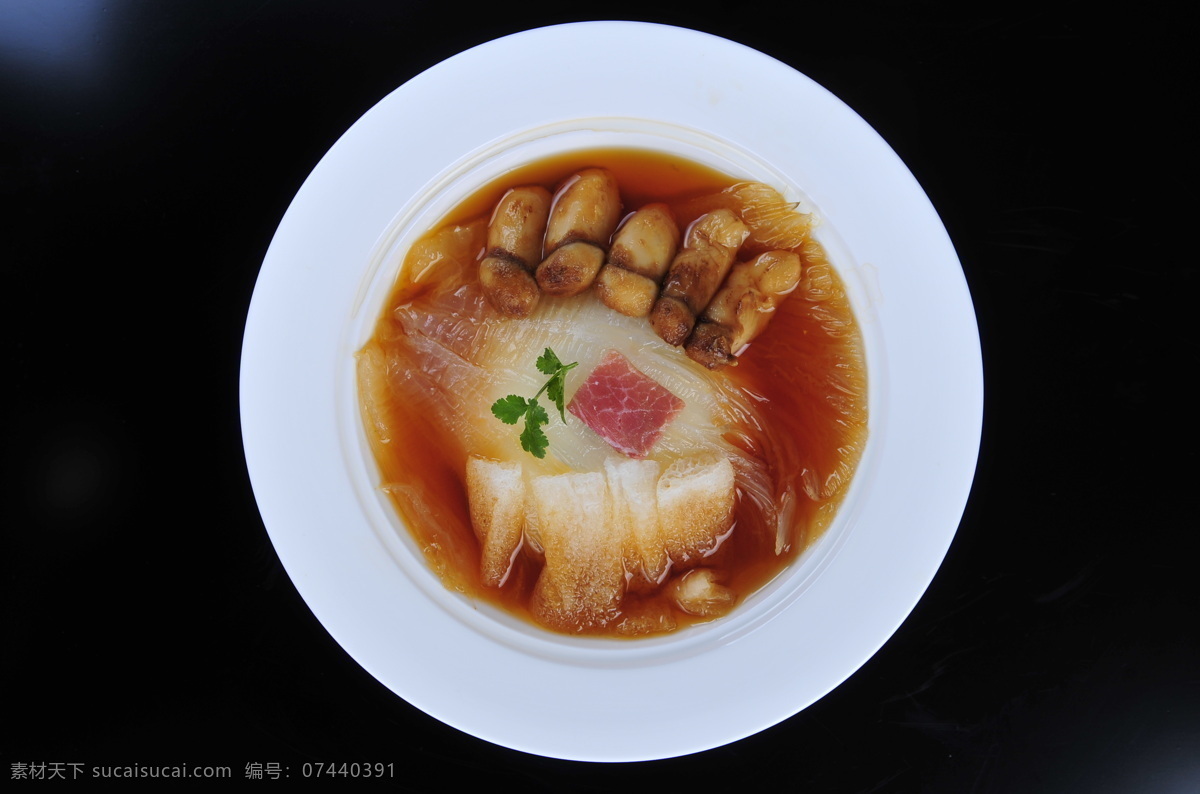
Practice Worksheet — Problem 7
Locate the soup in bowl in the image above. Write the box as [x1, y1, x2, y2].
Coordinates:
[350, 124, 869, 639]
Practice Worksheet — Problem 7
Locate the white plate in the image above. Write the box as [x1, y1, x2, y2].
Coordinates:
[240, 21, 982, 761]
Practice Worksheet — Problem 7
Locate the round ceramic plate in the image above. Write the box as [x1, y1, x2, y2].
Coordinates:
[240, 21, 982, 761]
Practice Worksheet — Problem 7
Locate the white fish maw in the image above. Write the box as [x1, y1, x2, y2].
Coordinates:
[657, 456, 736, 563]
[464, 453, 741, 629]
[355, 343, 393, 446]
[522, 494, 544, 558]
[530, 471, 624, 630]
[603, 458, 666, 584]
[396, 283, 771, 478]
[465, 456, 526, 587]
[728, 182, 812, 251]
[471, 294, 741, 472]
[612, 600, 677, 636]
[671, 568, 736, 617]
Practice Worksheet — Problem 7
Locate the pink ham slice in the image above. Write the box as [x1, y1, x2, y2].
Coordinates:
[568, 350, 685, 458]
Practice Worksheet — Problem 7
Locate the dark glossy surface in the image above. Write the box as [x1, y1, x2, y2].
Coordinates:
[3, 1, 1194, 789]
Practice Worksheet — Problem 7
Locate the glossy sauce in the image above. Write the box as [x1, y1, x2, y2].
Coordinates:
[359, 148, 868, 635]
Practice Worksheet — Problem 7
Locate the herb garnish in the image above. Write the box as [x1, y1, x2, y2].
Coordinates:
[491, 348, 579, 459]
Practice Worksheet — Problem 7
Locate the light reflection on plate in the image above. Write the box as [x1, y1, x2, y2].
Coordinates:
[240, 21, 981, 761]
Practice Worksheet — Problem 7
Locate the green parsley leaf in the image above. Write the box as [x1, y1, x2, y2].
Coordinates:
[535, 347, 562, 376]
[520, 400, 550, 459]
[490, 347, 578, 458]
[544, 363, 577, 422]
[491, 395, 529, 425]
[526, 399, 549, 428]
[545, 374, 566, 420]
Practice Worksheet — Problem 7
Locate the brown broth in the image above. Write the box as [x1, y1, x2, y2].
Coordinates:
[359, 148, 868, 636]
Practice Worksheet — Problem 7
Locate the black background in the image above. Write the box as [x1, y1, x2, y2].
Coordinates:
[3, 1, 1195, 790]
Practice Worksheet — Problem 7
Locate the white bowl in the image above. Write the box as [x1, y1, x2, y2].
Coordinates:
[241, 21, 982, 761]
